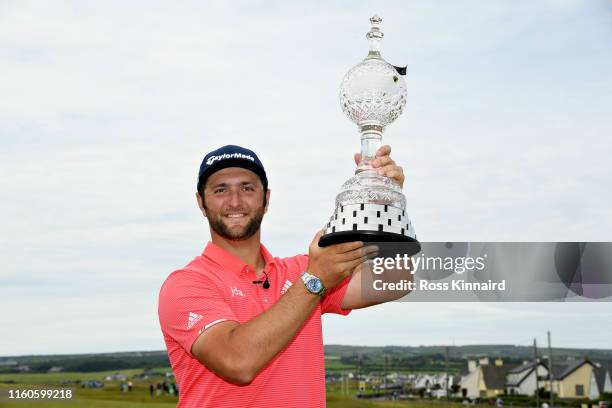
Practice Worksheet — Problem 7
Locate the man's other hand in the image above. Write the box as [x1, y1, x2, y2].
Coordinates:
[354, 144, 405, 188]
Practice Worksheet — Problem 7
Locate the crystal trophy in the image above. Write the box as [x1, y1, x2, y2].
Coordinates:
[319, 15, 419, 252]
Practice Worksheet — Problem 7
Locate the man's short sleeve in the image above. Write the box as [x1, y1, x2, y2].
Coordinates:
[158, 270, 238, 356]
[320, 276, 352, 316]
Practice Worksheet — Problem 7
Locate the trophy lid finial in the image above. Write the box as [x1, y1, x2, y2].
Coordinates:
[366, 14, 384, 58]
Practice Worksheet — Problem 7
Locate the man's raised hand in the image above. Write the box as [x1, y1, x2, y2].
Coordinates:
[306, 230, 378, 290]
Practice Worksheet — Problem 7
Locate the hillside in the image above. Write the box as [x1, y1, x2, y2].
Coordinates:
[2, 345, 611, 374]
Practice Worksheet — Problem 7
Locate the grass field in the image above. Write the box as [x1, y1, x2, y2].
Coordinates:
[0, 368, 468, 408]
[0, 368, 167, 385]
[324, 356, 356, 372]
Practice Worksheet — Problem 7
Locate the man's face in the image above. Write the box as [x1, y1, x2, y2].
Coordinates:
[198, 167, 269, 241]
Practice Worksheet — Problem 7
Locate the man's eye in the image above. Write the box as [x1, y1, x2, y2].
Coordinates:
[243, 185, 255, 191]
[213, 188, 226, 194]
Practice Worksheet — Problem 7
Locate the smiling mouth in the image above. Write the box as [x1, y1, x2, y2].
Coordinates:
[225, 213, 247, 218]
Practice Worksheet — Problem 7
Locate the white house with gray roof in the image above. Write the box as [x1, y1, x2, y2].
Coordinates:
[506, 361, 549, 396]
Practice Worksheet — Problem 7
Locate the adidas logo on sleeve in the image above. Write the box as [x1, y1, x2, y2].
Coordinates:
[186, 312, 203, 329]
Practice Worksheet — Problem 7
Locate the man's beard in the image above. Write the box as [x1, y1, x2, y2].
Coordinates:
[205, 206, 265, 241]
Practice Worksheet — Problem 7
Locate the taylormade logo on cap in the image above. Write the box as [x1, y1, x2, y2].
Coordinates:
[198, 145, 268, 192]
[206, 152, 256, 166]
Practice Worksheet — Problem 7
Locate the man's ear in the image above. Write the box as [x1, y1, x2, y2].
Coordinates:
[195, 192, 206, 216]
[264, 189, 271, 214]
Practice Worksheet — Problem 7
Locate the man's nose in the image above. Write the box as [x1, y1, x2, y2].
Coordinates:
[228, 189, 242, 207]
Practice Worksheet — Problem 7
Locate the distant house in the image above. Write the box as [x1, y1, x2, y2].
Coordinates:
[589, 366, 612, 400]
[506, 361, 549, 396]
[412, 373, 454, 396]
[414, 374, 435, 390]
[460, 359, 518, 398]
[546, 359, 596, 399]
[482, 364, 519, 397]
[431, 376, 460, 399]
[48, 366, 63, 373]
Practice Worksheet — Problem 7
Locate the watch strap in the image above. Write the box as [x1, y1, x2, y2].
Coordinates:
[300, 271, 326, 296]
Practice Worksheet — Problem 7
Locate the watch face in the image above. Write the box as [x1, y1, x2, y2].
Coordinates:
[307, 278, 322, 293]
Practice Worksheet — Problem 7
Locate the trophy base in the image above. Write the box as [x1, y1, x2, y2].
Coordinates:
[318, 202, 420, 256]
[319, 231, 421, 257]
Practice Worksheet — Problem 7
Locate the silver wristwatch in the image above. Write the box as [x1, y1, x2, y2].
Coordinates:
[300, 271, 326, 297]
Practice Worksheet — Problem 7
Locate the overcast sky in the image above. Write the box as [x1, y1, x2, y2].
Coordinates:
[1, 0, 611, 356]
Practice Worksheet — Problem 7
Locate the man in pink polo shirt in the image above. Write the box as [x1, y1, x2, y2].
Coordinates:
[158, 145, 408, 407]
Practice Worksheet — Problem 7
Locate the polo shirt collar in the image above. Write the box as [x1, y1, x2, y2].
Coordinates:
[202, 241, 276, 275]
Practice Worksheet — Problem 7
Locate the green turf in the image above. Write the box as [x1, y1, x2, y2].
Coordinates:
[0, 368, 470, 408]
[0, 368, 172, 385]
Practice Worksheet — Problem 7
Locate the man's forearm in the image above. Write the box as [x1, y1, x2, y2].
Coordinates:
[380, 258, 414, 300]
[226, 278, 320, 381]
[342, 257, 414, 309]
